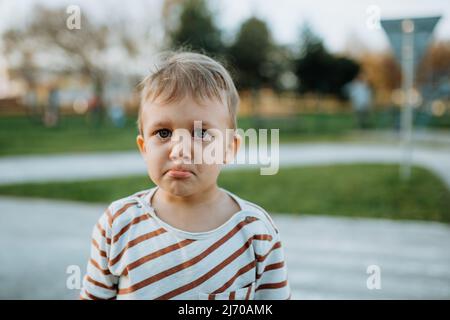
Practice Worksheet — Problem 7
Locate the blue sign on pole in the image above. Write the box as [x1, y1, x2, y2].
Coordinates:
[380, 16, 441, 180]
[381, 16, 441, 71]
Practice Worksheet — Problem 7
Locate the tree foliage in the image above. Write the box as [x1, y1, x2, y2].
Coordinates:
[227, 17, 274, 90]
[293, 25, 360, 98]
[168, 0, 224, 56]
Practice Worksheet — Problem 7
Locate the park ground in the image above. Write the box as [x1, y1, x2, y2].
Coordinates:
[1, 114, 449, 299]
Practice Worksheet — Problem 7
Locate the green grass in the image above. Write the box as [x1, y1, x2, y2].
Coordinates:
[0, 164, 448, 223]
[2, 111, 449, 157]
[0, 114, 355, 156]
[0, 115, 139, 156]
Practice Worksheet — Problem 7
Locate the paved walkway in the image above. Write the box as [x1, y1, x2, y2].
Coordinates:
[1, 197, 449, 299]
[1, 143, 450, 188]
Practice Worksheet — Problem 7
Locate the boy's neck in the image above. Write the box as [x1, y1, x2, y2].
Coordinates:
[155, 184, 222, 209]
[151, 183, 241, 233]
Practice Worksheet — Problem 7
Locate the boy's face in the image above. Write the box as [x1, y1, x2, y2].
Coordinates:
[136, 95, 240, 198]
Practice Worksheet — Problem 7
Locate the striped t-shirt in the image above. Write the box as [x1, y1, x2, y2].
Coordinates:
[80, 187, 291, 300]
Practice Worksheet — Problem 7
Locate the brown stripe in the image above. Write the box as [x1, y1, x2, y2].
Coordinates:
[109, 227, 167, 267]
[212, 260, 256, 294]
[208, 294, 215, 300]
[90, 258, 111, 275]
[125, 238, 195, 272]
[229, 291, 235, 300]
[155, 233, 270, 300]
[255, 279, 288, 291]
[253, 234, 272, 241]
[84, 290, 101, 300]
[264, 261, 285, 272]
[255, 241, 282, 262]
[256, 261, 285, 280]
[133, 190, 149, 198]
[91, 239, 107, 258]
[86, 275, 116, 291]
[118, 217, 259, 295]
[245, 285, 252, 300]
[105, 209, 113, 228]
[96, 223, 111, 245]
[112, 202, 137, 223]
[112, 214, 150, 243]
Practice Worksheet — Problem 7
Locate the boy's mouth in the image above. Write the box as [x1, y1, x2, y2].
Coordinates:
[166, 168, 194, 179]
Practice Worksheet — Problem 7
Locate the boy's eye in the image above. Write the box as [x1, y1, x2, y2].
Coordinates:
[193, 128, 212, 141]
[155, 129, 172, 139]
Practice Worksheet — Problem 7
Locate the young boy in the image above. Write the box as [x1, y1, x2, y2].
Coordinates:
[79, 51, 291, 300]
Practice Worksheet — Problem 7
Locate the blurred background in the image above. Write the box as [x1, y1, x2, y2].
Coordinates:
[0, 0, 449, 299]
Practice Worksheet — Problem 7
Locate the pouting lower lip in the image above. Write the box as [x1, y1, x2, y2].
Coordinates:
[167, 169, 193, 178]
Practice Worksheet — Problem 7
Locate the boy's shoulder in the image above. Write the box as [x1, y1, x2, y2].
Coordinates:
[109, 188, 149, 208]
[104, 189, 152, 227]
[225, 189, 279, 236]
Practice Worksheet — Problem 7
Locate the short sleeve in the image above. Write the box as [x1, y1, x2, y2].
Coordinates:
[79, 209, 119, 300]
[254, 226, 291, 300]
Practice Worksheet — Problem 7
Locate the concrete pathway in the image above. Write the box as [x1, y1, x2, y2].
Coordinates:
[1, 143, 450, 188]
[0, 197, 449, 300]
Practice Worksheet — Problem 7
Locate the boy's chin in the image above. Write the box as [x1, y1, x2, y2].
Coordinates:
[160, 181, 198, 198]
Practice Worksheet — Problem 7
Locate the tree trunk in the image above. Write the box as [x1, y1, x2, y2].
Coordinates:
[251, 88, 261, 129]
[89, 74, 106, 128]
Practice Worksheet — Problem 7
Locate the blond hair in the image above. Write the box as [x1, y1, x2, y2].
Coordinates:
[137, 50, 239, 135]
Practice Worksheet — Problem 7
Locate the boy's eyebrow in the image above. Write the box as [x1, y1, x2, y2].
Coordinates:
[149, 120, 172, 128]
[144, 120, 172, 136]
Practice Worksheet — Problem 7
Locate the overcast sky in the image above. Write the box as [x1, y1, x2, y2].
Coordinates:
[1, 0, 449, 53]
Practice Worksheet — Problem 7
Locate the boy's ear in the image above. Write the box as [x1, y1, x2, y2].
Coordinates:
[233, 133, 242, 156]
[225, 132, 241, 164]
[136, 134, 147, 155]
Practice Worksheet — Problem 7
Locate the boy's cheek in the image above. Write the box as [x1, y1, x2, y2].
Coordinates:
[143, 143, 164, 161]
[196, 143, 229, 165]
[146, 167, 162, 185]
[143, 153, 162, 177]
[196, 164, 222, 179]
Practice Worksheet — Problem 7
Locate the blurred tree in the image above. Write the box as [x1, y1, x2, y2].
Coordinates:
[3, 4, 146, 126]
[358, 52, 401, 106]
[330, 56, 361, 98]
[162, 0, 184, 46]
[294, 25, 359, 99]
[355, 41, 450, 108]
[417, 41, 450, 89]
[228, 17, 272, 90]
[294, 26, 331, 94]
[167, 0, 224, 56]
[228, 17, 277, 116]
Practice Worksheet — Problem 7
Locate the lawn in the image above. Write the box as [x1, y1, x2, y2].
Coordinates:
[0, 115, 139, 156]
[0, 114, 352, 156]
[2, 112, 449, 156]
[0, 164, 448, 223]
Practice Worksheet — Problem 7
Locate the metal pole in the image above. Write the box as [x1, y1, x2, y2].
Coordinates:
[400, 19, 414, 181]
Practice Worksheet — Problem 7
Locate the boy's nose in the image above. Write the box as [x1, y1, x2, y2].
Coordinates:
[169, 139, 192, 163]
